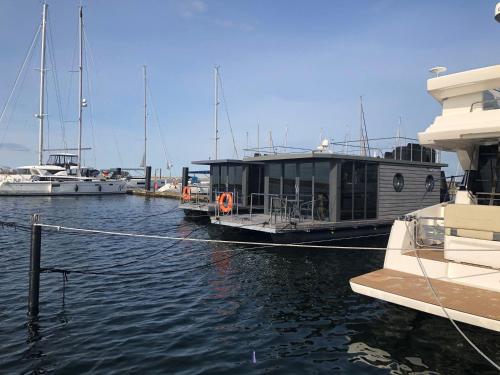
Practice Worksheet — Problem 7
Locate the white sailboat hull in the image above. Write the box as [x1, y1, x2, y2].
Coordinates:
[0, 180, 127, 196]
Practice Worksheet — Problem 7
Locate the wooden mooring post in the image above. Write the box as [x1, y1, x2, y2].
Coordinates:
[28, 214, 41, 317]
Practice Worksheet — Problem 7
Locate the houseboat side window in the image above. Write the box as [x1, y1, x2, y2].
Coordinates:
[314, 161, 330, 221]
[341, 161, 378, 220]
[393, 173, 404, 192]
[425, 175, 435, 192]
[340, 161, 353, 220]
[248, 164, 264, 206]
[211, 165, 220, 198]
[268, 163, 281, 195]
[366, 163, 378, 219]
[353, 161, 366, 219]
[283, 162, 296, 198]
[228, 165, 243, 202]
[299, 162, 313, 218]
[220, 165, 228, 191]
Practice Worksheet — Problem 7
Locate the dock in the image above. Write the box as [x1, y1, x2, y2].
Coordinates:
[128, 189, 180, 199]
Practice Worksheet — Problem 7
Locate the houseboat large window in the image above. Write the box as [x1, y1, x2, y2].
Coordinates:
[353, 161, 366, 219]
[211, 165, 220, 198]
[340, 161, 354, 220]
[248, 164, 264, 206]
[228, 165, 243, 202]
[366, 163, 378, 219]
[341, 161, 378, 220]
[220, 165, 228, 191]
[299, 162, 313, 218]
[314, 161, 330, 221]
[268, 163, 281, 195]
[283, 162, 296, 198]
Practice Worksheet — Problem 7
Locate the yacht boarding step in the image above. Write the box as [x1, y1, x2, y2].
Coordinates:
[350, 268, 500, 331]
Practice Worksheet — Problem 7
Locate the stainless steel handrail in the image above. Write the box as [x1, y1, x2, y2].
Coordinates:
[470, 97, 500, 112]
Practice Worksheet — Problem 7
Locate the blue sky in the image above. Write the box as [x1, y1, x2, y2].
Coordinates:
[0, 0, 498, 175]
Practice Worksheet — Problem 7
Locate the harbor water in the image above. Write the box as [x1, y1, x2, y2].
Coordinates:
[1, 196, 499, 374]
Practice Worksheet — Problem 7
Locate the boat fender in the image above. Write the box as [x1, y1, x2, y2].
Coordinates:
[74, 184, 79, 192]
[98, 185, 102, 192]
[218, 192, 233, 213]
[182, 186, 191, 201]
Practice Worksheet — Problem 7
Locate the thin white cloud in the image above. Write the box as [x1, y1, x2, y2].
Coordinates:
[180, 0, 207, 19]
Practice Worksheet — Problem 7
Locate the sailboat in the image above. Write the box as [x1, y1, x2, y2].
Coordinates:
[0, 4, 126, 195]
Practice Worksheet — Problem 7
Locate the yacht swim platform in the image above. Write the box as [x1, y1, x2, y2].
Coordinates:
[351, 267, 500, 331]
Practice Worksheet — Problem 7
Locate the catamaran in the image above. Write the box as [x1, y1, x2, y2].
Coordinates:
[0, 4, 126, 196]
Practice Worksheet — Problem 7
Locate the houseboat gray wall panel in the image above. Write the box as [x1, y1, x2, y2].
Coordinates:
[378, 165, 441, 220]
[264, 167, 270, 212]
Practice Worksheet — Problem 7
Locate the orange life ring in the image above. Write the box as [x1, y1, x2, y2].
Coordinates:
[182, 186, 191, 201]
[218, 192, 233, 213]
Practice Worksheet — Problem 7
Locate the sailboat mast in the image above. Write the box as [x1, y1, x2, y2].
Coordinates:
[37, 3, 48, 165]
[77, 6, 83, 174]
[214, 65, 219, 160]
[143, 65, 147, 176]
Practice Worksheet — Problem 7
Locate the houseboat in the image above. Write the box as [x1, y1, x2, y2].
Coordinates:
[181, 139, 446, 240]
[350, 65, 500, 332]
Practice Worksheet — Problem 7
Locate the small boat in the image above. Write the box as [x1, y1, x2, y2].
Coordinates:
[350, 65, 500, 332]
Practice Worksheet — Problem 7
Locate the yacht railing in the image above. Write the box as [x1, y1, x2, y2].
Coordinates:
[469, 97, 500, 112]
[476, 192, 500, 206]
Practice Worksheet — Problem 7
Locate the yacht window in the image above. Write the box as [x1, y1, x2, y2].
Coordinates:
[473, 144, 500, 205]
[393, 173, 404, 192]
[425, 175, 435, 192]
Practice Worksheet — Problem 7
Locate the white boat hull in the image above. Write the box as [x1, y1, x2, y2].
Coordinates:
[0, 180, 127, 196]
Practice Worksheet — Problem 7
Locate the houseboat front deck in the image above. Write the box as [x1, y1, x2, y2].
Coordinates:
[211, 212, 393, 235]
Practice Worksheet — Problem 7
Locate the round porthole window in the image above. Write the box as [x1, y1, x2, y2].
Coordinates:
[393, 173, 404, 192]
[425, 175, 435, 192]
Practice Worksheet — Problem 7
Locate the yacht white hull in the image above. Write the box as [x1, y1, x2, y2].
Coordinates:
[0, 180, 127, 196]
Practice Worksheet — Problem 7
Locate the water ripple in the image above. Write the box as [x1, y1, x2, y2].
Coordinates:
[0, 196, 499, 374]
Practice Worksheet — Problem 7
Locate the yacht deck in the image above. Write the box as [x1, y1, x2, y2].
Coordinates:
[351, 268, 500, 322]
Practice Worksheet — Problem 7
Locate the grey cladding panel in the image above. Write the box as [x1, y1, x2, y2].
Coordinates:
[378, 164, 441, 219]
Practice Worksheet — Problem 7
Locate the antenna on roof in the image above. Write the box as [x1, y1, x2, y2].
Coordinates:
[429, 66, 447, 77]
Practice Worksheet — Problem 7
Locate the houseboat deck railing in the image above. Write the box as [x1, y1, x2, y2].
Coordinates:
[217, 192, 328, 226]
[180, 189, 209, 205]
[243, 136, 441, 163]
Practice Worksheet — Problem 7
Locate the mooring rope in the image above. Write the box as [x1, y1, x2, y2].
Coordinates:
[404, 221, 500, 371]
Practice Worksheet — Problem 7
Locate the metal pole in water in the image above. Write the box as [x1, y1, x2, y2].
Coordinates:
[28, 214, 42, 317]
